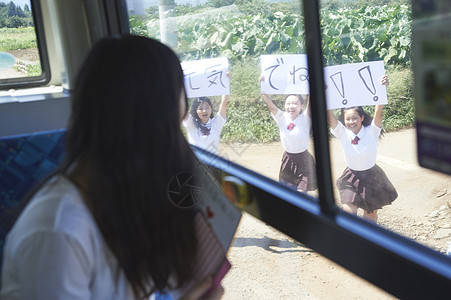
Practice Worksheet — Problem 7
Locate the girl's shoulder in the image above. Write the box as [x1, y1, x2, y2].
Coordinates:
[212, 114, 226, 127]
[182, 114, 196, 128]
[7, 175, 95, 249]
[271, 108, 284, 122]
[366, 120, 382, 136]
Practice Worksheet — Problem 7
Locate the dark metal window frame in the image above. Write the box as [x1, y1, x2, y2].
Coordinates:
[0, 0, 51, 89]
[194, 146, 451, 298]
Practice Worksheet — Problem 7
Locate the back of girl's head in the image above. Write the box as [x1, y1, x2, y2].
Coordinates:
[70, 35, 187, 162]
[67, 35, 196, 297]
[338, 106, 373, 127]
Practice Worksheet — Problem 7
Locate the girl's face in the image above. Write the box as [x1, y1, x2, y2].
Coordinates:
[343, 109, 364, 134]
[196, 101, 212, 124]
[284, 95, 302, 120]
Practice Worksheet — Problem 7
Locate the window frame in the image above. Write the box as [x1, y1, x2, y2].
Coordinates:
[0, 0, 51, 89]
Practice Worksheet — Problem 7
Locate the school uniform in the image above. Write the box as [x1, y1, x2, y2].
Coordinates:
[1, 175, 152, 300]
[272, 109, 317, 191]
[330, 120, 398, 213]
[183, 114, 226, 155]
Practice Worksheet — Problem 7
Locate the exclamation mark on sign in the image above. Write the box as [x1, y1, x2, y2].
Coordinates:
[330, 72, 347, 105]
[358, 66, 378, 102]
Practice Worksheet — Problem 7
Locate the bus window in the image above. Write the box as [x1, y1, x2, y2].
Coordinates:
[125, 0, 413, 297]
[0, 0, 50, 89]
[319, 0, 451, 255]
[126, 0, 321, 200]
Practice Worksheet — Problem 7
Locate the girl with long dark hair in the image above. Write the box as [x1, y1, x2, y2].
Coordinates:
[1, 36, 223, 299]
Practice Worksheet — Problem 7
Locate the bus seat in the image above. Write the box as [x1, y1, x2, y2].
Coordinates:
[0, 129, 66, 270]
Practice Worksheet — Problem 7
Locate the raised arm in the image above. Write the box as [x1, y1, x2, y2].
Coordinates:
[218, 71, 231, 119]
[373, 105, 383, 128]
[324, 83, 338, 129]
[305, 95, 311, 118]
[259, 74, 278, 115]
[327, 109, 338, 130]
[374, 75, 389, 128]
[218, 94, 229, 119]
[263, 94, 278, 116]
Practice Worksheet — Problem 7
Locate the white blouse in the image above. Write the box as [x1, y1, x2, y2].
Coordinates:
[1, 175, 152, 300]
[272, 109, 311, 154]
[183, 114, 226, 154]
[330, 120, 381, 171]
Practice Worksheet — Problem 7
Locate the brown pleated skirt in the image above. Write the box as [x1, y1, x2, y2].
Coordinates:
[336, 164, 398, 213]
[279, 150, 317, 191]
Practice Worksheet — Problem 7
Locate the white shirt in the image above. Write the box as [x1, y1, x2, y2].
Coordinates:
[272, 109, 311, 154]
[183, 114, 226, 154]
[330, 120, 381, 171]
[1, 175, 152, 300]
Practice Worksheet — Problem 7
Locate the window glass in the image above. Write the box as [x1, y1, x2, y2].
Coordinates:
[0, 1, 44, 83]
[127, 0, 319, 200]
[127, 0, 451, 295]
[125, 0, 402, 296]
[320, 0, 451, 255]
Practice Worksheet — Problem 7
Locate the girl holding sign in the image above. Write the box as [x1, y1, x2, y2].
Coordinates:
[327, 75, 397, 222]
[260, 76, 317, 192]
[183, 72, 231, 154]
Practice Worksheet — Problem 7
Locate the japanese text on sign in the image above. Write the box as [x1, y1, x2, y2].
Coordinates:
[260, 54, 310, 95]
[181, 57, 230, 98]
[260, 55, 387, 109]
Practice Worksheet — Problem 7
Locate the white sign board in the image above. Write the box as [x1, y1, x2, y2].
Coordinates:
[260, 54, 310, 95]
[324, 60, 387, 109]
[181, 57, 230, 98]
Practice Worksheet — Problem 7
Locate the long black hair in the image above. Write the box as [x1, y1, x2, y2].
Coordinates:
[63, 35, 198, 298]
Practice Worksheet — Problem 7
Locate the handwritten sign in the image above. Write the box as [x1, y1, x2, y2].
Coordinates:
[260, 55, 387, 109]
[324, 60, 387, 109]
[260, 54, 310, 95]
[181, 57, 230, 98]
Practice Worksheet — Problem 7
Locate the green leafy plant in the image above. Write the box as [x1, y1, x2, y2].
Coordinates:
[26, 61, 41, 77]
[320, 5, 411, 67]
[136, 4, 411, 67]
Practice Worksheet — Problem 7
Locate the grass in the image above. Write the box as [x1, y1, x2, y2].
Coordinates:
[0, 27, 37, 51]
[383, 66, 415, 131]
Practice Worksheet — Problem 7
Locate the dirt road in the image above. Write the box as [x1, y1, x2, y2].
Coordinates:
[218, 128, 451, 299]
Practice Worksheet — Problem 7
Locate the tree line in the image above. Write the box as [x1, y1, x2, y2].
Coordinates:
[0, 1, 33, 28]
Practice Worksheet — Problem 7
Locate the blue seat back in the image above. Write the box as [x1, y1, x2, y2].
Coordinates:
[0, 129, 66, 269]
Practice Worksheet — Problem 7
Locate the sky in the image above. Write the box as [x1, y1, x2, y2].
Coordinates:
[9, 0, 30, 8]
